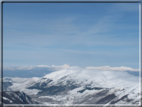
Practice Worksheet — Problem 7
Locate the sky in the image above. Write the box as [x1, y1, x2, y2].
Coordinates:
[3, 3, 139, 69]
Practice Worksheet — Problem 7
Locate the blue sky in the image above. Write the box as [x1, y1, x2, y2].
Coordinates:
[3, 3, 139, 69]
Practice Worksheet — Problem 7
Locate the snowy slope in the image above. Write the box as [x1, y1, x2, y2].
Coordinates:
[27, 66, 141, 105]
[3, 77, 41, 95]
[30, 66, 139, 89]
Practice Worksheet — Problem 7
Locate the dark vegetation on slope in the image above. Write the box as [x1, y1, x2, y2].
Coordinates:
[3, 91, 39, 104]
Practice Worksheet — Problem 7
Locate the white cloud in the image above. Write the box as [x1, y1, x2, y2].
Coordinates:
[16, 67, 33, 70]
[37, 64, 70, 69]
[51, 64, 70, 68]
[4, 65, 139, 72]
[3, 66, 33, 71]
[37, 65, 49, 67]
[86, 66, 139, 72]
[4, 64, 70, 71]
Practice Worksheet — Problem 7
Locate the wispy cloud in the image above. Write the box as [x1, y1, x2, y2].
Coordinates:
[86, 66, 139, 72]
[37, 64, 70, 69]
[4, 65, 139, 72]
[3, 3, 139, 68]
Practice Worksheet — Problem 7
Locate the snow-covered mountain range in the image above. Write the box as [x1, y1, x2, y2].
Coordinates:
[3, 66, 141, 105]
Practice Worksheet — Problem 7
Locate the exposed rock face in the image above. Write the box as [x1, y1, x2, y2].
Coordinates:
[3, 91, 39, 104]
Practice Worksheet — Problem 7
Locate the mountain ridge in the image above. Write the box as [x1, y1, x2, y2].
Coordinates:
[3, 66, 141, 105]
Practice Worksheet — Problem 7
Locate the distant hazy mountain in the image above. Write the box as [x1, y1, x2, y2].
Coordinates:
[126, 70, 139, 77]
[3, 67, 57, 78]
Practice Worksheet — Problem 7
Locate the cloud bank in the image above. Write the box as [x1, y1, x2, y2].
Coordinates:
[86, 66, 139, 72]
[4, 64, 139, 72]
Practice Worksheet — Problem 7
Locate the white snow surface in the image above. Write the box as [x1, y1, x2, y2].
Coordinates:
[43, 66, 139, 89]
[3, 77, 41, 95]
[33, 66, 141, 104]
[3, 66, 141, 105]
[3, 97, 13, 103]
